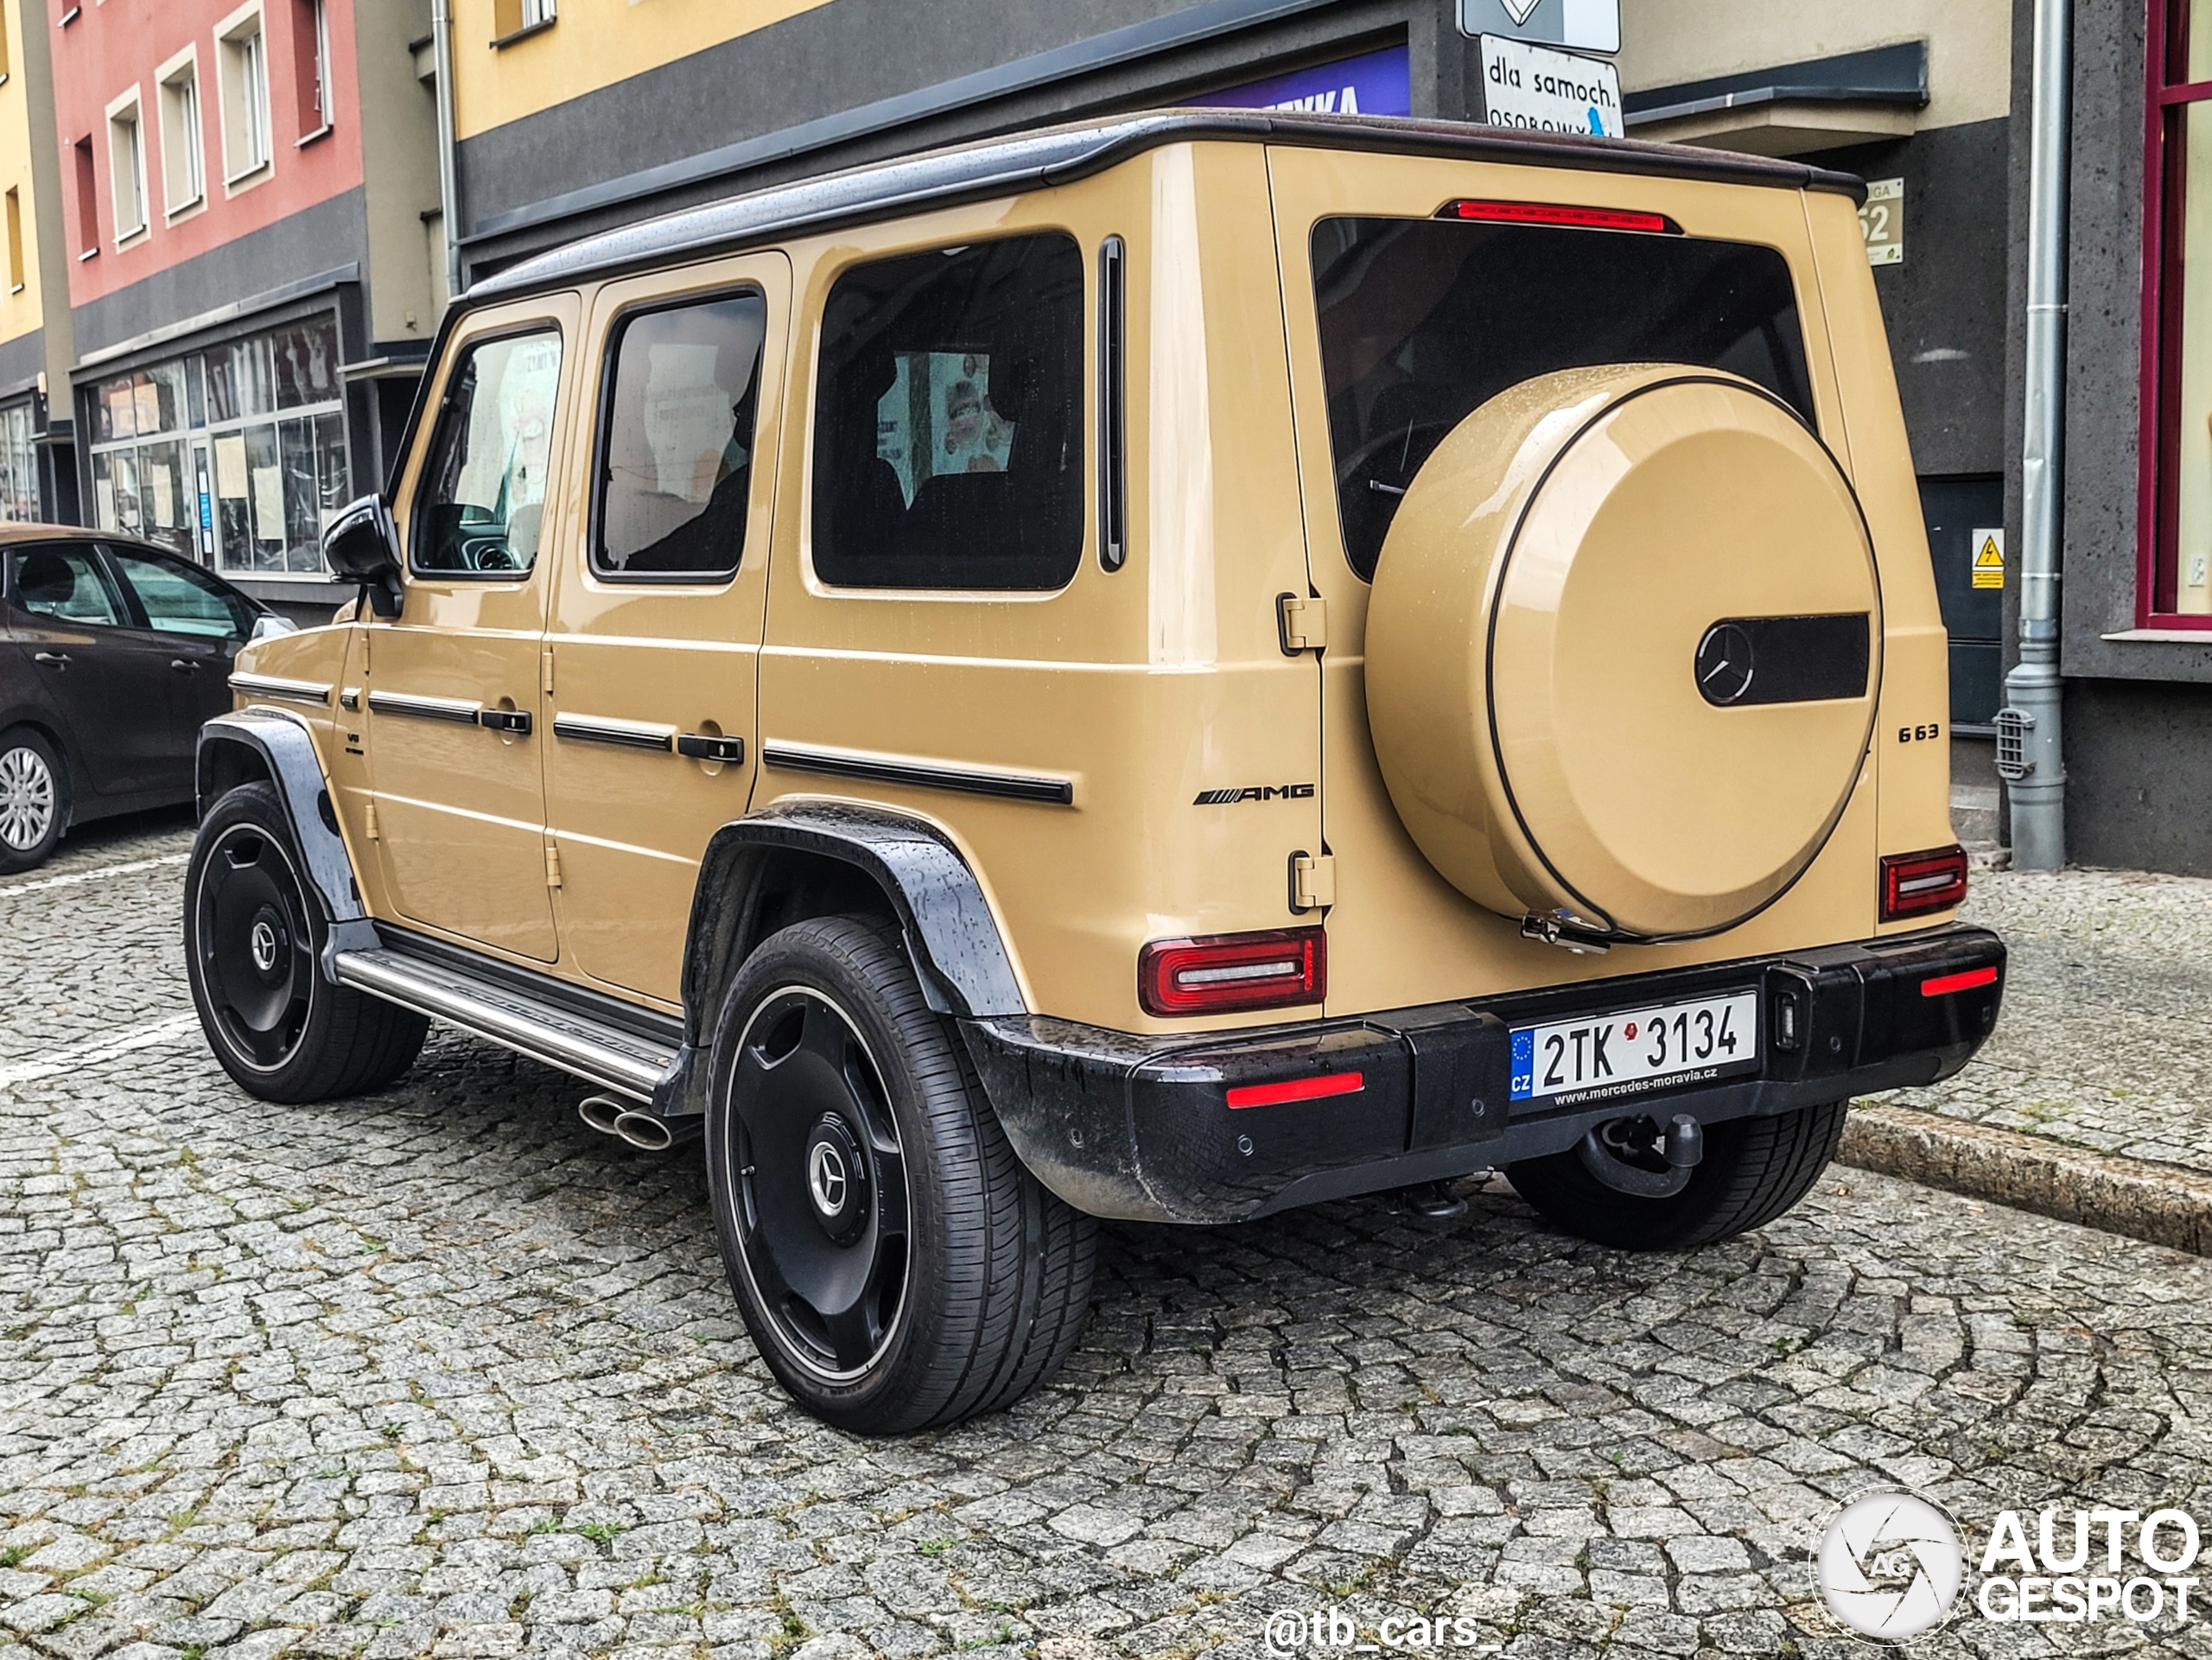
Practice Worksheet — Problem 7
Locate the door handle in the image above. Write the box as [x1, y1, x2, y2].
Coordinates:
[170, 658, 201, 674]
[33, 652, 68, 666]
[477, 707, 532, 736]
[677, 733, 745, 764]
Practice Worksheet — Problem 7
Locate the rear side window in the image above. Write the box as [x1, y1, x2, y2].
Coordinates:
[813, 234, 1084, 590]
[414, 327, 563, 577]
[594, 292, 766, 581]
[1312, 217, 1815, 579]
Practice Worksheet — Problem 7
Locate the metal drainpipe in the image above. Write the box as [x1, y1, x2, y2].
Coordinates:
[432, 0, 464, 304]
[1999, 0, 2073, 869]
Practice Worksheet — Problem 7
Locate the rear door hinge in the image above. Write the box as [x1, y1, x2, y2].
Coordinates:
[363, 800, 380, 842]
[1290, 850, 1336, 913]
[541, 647, 556, 695]
[544, 844, 563, 889]
[1276, 592, 1328, 655]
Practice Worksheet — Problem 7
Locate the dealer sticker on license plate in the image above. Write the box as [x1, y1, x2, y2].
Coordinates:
[1511, 990, 1760, 1107]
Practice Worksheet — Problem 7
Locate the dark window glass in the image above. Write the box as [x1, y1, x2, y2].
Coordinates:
[413, 328, 563, 576]
[594, 292, 765, 580]
[108, 548, 256, 639]
[1312, 218, 1815, 579]
[8, 545, 124, 626]
[813, 233, 1084, 590]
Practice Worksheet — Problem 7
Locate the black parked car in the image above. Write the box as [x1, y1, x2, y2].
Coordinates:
[0, 527, 286, 873]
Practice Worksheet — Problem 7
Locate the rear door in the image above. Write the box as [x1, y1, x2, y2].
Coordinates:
[98, 544, 254, 798]
[368, 296, 580, 964]
[1266, 149, 1852, 1008]
[542, 255, 788, 1005]
[2, 541, 136, 797]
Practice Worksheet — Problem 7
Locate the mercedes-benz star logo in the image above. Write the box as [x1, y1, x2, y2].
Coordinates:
[808, 1142, 849, 1218]
[1817, 1491, 1965, 1641]
[1696, 622, 1757, 706]
[250, 919, 279, 975]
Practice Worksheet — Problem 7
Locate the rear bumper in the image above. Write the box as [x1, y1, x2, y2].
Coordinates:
[963, 925, 2004, 1224]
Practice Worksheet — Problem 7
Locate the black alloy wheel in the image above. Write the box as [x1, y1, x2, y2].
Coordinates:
[195, 817, 317, 1072]
[706, 915, 1096, 1434]
[726, 985, 912, 1383]
[184, 782, 428, 1103]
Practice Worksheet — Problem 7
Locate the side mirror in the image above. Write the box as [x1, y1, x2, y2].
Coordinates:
[322, 493, 404, 620]
[247, 614, 297, 646]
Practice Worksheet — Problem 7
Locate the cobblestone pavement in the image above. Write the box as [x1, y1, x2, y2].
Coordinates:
[1874, 865, 2212, 1175]
[8, 823, 2212, 1659]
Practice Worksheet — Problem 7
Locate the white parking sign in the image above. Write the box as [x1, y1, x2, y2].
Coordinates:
[1474, 35, 1624, 138]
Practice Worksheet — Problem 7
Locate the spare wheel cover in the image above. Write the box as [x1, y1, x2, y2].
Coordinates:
[1363, 364, 1882, 940]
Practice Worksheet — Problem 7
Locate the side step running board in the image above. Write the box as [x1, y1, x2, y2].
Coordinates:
[334, 947, 677, 1102]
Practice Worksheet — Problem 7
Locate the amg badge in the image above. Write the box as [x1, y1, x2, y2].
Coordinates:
[1194, 784, 1317, 805]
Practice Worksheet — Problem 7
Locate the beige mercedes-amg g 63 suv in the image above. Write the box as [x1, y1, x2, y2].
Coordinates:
[188, 110, 2005, 1434]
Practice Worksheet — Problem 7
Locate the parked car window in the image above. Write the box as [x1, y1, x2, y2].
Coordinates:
[413, 327, 564, 577]
[107, 548, 257, 640]
[594, 292, 766, 581]
[1311, 218, 1815, 579]
[8, 546, 125, 626]
[813, 233, 1084, 590]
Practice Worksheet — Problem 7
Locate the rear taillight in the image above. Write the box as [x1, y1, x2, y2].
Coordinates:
[1439, 199, 1681, 235]
[1881, 846, 1969, 921]
[1139, 928, 1326, 1018]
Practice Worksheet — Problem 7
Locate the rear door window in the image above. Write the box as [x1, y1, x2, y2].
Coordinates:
[8, 545, 125, 626]
[1311, 217, 1815, 578]
[812, 233, 1084, 590]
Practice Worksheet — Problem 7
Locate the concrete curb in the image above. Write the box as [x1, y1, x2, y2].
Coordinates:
[1839, 1103, 2212, 1256]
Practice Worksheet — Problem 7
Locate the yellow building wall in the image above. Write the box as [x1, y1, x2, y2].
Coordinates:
[454, 0, 836, 139]
[0, 0, 48, 354]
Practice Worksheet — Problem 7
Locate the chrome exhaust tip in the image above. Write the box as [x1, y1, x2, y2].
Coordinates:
[577, 1094, 628, 1136]
[613, 1110, 675, 1152]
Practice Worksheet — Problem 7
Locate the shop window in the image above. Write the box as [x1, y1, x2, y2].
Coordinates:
[106, 94, 148, 244]
[1310, 216, 1813, 581]
[71, 137, 96, 258]
[159, 53, 205, 213]
[594, 291, 765, 580]
[414, 327, 564, 577]
[2148, 0, 2212, 623]
[292, 0, 329, 137]
[0, 403, 37, 523]
[6, 188, 25, 293]
[813, 234, 1084, 590]
[217, 4, 270, 184]
[86, 313, 348, 574]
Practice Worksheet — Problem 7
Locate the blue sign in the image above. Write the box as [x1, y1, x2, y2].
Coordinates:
[1188, 45, 1413, 119]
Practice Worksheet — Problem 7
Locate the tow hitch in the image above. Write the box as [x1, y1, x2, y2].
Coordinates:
[1577, 1114, 1705, 1199]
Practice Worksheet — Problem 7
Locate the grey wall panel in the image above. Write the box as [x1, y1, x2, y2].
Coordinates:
[456, 0, 1426, 271]
[0, 328, 47, 394]
[72, 189, 371, 363]
[1809, 120, 2012, 480]
[2065, 677, 2212, 873]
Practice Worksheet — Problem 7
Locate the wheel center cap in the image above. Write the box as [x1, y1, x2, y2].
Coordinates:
[249, 916, 283, 976]
[804, 1116, 868, 1241]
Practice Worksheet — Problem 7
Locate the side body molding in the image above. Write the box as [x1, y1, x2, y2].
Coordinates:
[197, 708, 376, 972]
[683, 801, 1028, 1043]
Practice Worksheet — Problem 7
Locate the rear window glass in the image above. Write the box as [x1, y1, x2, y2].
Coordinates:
[812, 233, 1084, 590]
[1312, 217, 1815, 579]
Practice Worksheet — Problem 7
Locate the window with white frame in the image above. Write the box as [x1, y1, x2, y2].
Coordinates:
[292, 0, 331, 135]
[217, 6, 270, 183]
[158, 53, 204, 213]
[105, 94, 147, 243]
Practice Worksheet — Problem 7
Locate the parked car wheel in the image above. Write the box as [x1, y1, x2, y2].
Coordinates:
[185, 781, 428, 1103]
[0, 726, 64, 875]
[1506, 1100, 1847, 1251]
[706, 915, 1096, 1434]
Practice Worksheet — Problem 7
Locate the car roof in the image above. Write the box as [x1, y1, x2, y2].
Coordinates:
[469, 108, 1865, 305]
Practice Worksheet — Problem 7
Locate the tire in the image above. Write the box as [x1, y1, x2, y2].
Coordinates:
[184, 781, 428, 1103]
[705, 915, 1096, 1434]
[0, 726, 65, 875]
[1506, 1100, 1847, 1252]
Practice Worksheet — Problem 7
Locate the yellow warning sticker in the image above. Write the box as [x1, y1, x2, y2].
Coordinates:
[1973, 529, 2005, 591]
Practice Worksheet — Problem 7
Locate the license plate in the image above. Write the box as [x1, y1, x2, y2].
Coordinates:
[1510, 990, 1760, 1107]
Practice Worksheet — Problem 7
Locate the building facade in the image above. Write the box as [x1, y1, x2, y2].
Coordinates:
[0, 0, 77, 527]
[47, 0, 440, 618]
